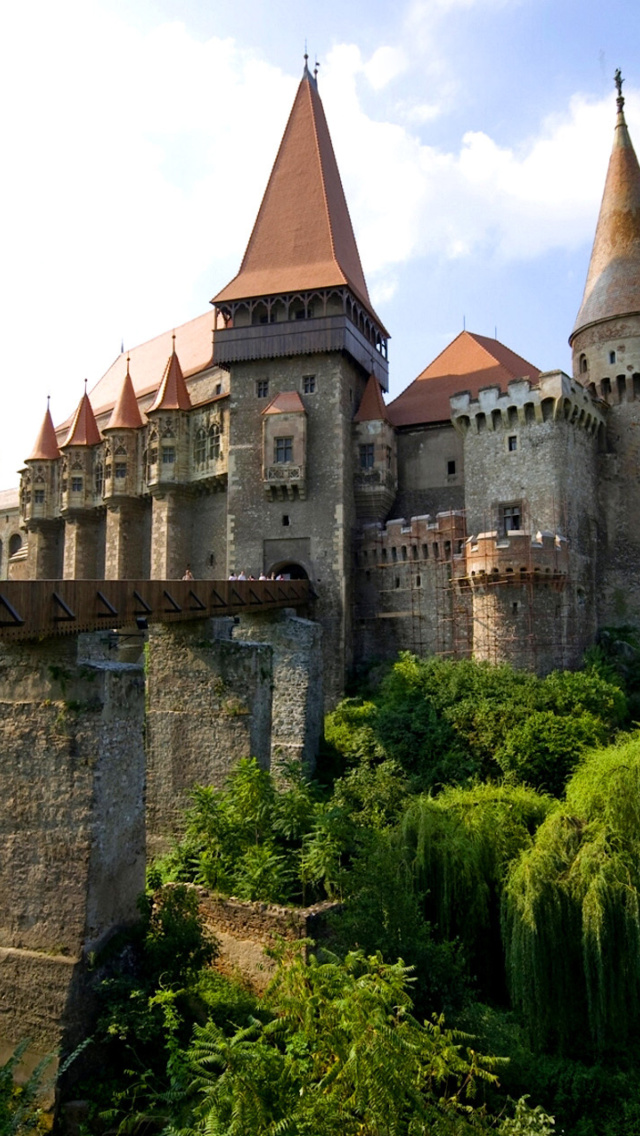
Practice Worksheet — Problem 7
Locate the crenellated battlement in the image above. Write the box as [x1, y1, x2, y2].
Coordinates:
[450, 371, 606, 437]
[356, 510, 467, 567]
[462, 528, 569, 588]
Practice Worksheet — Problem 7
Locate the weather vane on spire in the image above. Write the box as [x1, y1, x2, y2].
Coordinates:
[614, 68, 625, 112]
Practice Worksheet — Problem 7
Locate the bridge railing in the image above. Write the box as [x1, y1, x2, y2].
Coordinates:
[0, 579, 313, 641]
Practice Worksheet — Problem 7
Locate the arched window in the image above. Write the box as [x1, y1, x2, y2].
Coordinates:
[579, 354, 588, 373]
[208, 423, 221, 461]
[194, 428, 206, 465]
[9, 534, 22, 558]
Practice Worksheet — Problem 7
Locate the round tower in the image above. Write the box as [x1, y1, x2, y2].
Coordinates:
[570, 71, 640, 398]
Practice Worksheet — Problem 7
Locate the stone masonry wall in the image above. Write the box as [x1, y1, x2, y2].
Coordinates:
[0, 636, 145, 1061]
[233, 610, 323, 775]
[144, 621, 274, 857]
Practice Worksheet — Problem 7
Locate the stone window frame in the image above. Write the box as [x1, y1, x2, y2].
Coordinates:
[507, 434, 518, 452]
[208, 423, 221, 461]
[194, 428, 207, 465]
[500, 501, 523, 534]
[256, 379, 270, 399]
[274, 436, 293, 464]
[359, 443, 374, 469]
[302, 374, 316, 394]
[115, 462, 127, 479]
[71, 476, 84, 493]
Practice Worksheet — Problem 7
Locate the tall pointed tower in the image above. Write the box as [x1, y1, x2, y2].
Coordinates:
[571, 72, 640, 629]
[570, 71, 640, 389]
[211, 60, 389, 700]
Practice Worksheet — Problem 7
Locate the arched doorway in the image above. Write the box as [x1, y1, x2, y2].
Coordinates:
[268, 561, 309, 581]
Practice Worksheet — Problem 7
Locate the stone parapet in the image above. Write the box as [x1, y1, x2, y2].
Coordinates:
[450, 372, 605, 437]
[463, 529, 569, 587]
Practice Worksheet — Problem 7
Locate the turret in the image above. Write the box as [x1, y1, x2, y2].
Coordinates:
[570, 71, 640, 397]
[102, 360, 147, 579]
[60, 387, 103, 578]
[21, 401, 63, 578]
[146, 338, 192, 578]
[353, 374, 397, 522]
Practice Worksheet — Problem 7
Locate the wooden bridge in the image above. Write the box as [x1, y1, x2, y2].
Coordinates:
[0, 578, 313, 641]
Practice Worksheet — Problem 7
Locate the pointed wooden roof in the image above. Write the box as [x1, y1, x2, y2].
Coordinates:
[388, 331, 540, 426]
[106, 360, 145, 430]
[262, 390, 306, 415]
[62, 390, 102, 448]
[148, 341, 192, 412]
[571, 91, 640, 340]
[354, 374, 389, 423]
[212, 66, 381, 327]
[27, 404, 61, 461]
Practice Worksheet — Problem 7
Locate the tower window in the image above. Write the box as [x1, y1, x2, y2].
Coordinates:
[274, 436, 293, 463]
[508, 435, 518, 452]
[359, 443, 374, 469]
[302, 374, 316, 393]
[162, 447, 176, 464]
[579, 354, 588, 373]
[447, 459, 456, 476]
[501, 503, 522, 533]
[609, 350, 616, 364]
[71, 476, 83, 492]
[282, 514, 290, 526]
[95, 463, 104, 495]
[34, 490, 45, 504]
[115, 463, 127, 479]
[256, 379, 269, 398]
[194, 428, 206, 465]
[208, 423, 221, 461]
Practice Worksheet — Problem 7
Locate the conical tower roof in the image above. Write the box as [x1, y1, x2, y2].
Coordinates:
[571, 81, 640, 341]
[148, 339, 191, 412]
[212, 63, 381, 327]
[354, 373, 390, 422]
[62, 389, 102, 447]
[106, 359, 145, 429]
[27, 403, 60, 461]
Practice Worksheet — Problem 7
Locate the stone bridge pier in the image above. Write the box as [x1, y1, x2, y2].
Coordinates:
[0, 608, 322, 1067]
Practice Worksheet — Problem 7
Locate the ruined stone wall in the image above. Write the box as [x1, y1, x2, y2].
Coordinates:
[0, 636, 145, 1059]
[233, 610, 323, 775]
[225, 353, 367, 705]
[144, 621, 274, 858]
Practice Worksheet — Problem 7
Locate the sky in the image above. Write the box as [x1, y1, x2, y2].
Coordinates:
[1, 0, 639, 488]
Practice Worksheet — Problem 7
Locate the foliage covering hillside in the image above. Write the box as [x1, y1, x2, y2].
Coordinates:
[49, 641, 640, 1135]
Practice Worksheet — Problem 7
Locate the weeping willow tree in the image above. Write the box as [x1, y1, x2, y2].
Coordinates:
[502, 733, 640, 1055]
[399, 783, 552, 994]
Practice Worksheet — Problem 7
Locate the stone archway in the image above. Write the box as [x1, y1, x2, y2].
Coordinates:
[268, 560, 309, 580]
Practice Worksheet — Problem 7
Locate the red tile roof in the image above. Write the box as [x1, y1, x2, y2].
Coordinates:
[262, 390, 306, 415]
[27, 405, 61, 461]
[106, 360, 145, 430]
[572, 100, 640, 339]
[212, 69, 384, 331]
[354, 373, 389, 423]
[148, 342, 192, 412]
[63, 391, 102, 448]
[388, 331, 540, 427]
[55, 311, 217, 440]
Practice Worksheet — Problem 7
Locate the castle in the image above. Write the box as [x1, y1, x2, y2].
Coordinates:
[2, 63, 640, 699]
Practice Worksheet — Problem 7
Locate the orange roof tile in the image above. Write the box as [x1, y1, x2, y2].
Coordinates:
[62, 391, 102, 448]
[262, 390, 306, 415]
[106, 360, 145, 430]
[148, 341, 192, 412]
[388, 331, 540, 427]
[354, 374, 389, 423]
[212, 68, 384, 331]
[27, 405, 61, 461]
[571, 96, 640, 340]
[55, 311, 217, 441]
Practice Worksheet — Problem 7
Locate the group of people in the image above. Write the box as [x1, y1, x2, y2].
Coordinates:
[180, 565, 289, 581]
[228, 570, 288, 581]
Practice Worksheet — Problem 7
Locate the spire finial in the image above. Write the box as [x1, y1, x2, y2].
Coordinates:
[47, 394, 50, 409]
[84, 378, 88, 394]
[172, 331, 176, 353]
[126, 353, 131, 372]
[615, 68, 625, 114]
[314, 58, 320, 81]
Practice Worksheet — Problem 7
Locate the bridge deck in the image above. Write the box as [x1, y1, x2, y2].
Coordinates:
[0, 579, 312, 641]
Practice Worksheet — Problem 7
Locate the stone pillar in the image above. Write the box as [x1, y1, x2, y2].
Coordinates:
[105, 501, 148, 579]
[234, 610, 323, 776]
[150, 491, 189, 580]
[0, 636, 145, 1064]
[63, 515, 101, 579]
[25, 521, 63, 580]
[145, 621, 273, 858]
